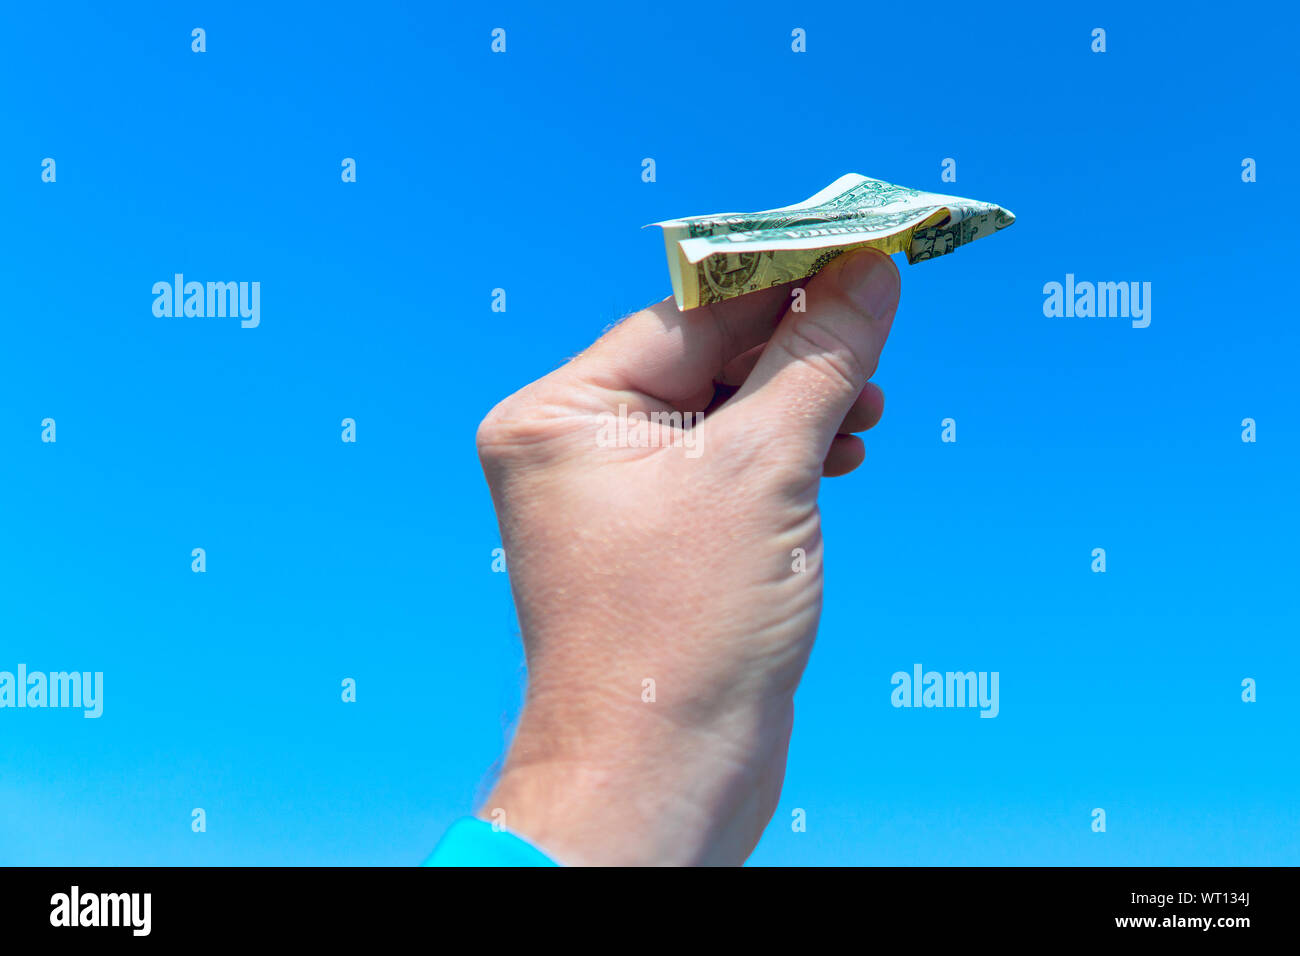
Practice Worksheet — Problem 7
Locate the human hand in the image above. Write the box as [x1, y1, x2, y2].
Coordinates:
[474, 246, 901, 865]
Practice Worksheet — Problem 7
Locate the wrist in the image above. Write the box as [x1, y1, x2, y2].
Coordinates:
[480, 759, 705, 866]
[478, 697, 792, 866]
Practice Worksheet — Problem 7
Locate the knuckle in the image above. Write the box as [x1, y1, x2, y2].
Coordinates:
[474, 389, 555, 462]
[474, 375, 593, 470]
[775, 319, 874, 393]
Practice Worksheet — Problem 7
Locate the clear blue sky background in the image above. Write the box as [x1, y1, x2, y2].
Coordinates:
[2, 0, 1296, 865]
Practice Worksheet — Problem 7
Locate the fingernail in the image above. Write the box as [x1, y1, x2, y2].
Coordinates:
[835, 249, 899, 320]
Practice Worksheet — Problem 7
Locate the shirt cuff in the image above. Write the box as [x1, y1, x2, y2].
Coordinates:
[422, 817, 560, 867]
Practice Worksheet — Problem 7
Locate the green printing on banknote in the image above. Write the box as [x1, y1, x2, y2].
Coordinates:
[652, 174, 1016, 310]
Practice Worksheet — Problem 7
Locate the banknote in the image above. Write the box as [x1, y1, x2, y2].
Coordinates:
[652, 174, 1015, 310]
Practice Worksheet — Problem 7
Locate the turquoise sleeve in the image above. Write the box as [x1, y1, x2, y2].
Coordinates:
[422, 817, 560, 867]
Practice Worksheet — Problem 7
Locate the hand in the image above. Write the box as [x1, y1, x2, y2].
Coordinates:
[474, 247, 901, 865]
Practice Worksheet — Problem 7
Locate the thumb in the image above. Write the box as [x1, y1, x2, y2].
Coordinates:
[714, 247, 900, 469]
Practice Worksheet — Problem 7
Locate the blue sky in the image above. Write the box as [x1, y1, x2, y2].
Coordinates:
[1, 0, 1296, 865]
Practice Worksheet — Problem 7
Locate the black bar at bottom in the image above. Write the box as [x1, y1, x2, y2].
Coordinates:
[0, 866, 1282, 942]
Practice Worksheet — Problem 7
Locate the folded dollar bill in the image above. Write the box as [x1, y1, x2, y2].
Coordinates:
[652, 174, 1015, 310]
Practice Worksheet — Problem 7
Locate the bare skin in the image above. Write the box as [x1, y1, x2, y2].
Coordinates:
[474, 247, 901, 865]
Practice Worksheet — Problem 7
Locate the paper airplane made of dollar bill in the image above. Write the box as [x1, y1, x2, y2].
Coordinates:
[652, 174, 1015, 310]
